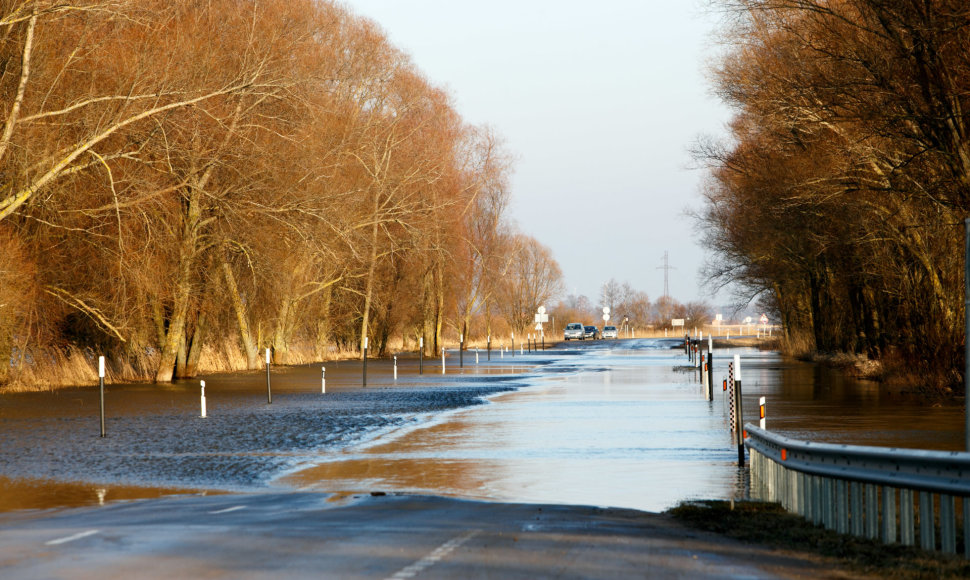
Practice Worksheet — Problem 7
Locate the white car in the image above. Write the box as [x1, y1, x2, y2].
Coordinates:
[563, 322, 585, 341]
[602, 325, 618, 339]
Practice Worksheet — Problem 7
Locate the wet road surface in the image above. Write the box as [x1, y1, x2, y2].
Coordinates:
[0, 492, 854, 579]
[1, 337, 963, 577]
[284, 339, 747, 512]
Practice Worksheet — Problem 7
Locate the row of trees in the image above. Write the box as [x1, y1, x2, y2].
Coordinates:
[553, 279, 713, 331]
[696, 1, 970, 388]
[0, 0, 564, 387]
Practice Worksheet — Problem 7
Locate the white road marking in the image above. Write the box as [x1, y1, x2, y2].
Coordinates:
[208, 505, 248, 515]
[386, 530, 479, 580]
[45, 530, 99, 546]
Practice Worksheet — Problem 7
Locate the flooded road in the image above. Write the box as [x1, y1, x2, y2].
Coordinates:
[285, 340, 745, 511]
[283, 339, 966, 512]
[1, 338, 965, 513]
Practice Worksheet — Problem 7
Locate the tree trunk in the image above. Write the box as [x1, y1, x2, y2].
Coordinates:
[222, 258, 259, 369]
[175, 331, 188, 378]
[359, 207, 380, 358]
[154, 183, 203, 383]
[184, 310, 206, 377]
[271, 294, 293, 364]
[434, 253, 445, 353]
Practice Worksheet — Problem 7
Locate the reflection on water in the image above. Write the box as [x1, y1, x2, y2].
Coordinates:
[286, 341, 747, 512]
[738, 350, 964, 450]
[0, 477, 207, 512]
[2, 339, 964, 514]
[285, 339, 965, 513]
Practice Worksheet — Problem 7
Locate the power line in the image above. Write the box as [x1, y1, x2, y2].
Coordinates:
[656, 251, 676, 302]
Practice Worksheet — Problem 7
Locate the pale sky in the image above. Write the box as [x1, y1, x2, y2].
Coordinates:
[343, 0, 732, 306]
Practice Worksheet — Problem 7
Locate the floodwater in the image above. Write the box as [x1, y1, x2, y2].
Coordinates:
[0, 339, 965, 513]
[282, 339, 966, 512]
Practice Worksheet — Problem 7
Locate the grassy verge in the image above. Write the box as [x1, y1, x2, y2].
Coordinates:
[668, 500, 970, 579]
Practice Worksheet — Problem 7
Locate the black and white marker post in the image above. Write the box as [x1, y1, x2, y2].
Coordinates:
[98, 356, 106, 438]
[265, 348, 272, 404]
[707, 336, 714, 401]
[419, 337, 424, 375]
[733, 354, 745, 467]
[362, 336, 368, 388]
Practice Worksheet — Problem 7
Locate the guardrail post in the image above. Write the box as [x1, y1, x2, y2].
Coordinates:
[865, 484, 879, 540]
[796, 471, 806, 516]
[941, 494, 956, 554]
[815, 476, 824, 525]
[836, 480, 848, 534]
[900, 489, 915, 546]
[823, 478, 834, 530]
[964, 498, 970, 559]
[882, 486, 897, 544]
[919, 491, 935, 551]
[850, 481, 863, 537]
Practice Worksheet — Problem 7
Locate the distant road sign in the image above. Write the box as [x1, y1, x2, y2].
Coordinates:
[603, 307, 610, 314]
[759, 314, 769, 325]
[671, 318, 685, 327]
[602, 314, 610, 322]
[534, 313, 549, 323]
[538, 306, 546, 314]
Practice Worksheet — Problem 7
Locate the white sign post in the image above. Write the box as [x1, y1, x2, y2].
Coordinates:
[534, 306, 548, 345]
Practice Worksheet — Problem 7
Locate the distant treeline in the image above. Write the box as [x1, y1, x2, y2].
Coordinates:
[0, 1, 565, 388]
[698, 1, 970, 390]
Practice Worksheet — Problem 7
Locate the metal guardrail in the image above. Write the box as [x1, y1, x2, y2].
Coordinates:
[744, 424, 970, 556]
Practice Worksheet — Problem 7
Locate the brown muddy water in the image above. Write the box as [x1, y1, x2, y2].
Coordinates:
[0, 340, 964, 513]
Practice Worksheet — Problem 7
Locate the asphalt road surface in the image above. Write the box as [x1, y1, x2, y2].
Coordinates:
[0, 491, 848, 579]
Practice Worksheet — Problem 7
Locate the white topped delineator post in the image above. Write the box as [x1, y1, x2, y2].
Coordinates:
[99, 356, 106, 437]
[200, 380, 207, 418]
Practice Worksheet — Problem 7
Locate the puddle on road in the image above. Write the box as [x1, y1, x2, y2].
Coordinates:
[0, 476, 211, 512]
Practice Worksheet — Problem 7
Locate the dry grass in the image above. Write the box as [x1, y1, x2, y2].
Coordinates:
[669, 500, 970, 579]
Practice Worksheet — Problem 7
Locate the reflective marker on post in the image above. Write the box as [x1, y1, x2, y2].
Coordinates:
[393, 355, 398, 381]
[321, 367, 326, 393]
[419, 337, 424, 375]
[442, 348, 446, 374]
[759, 396, 766, 429]
[200, 380, 207, 418]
